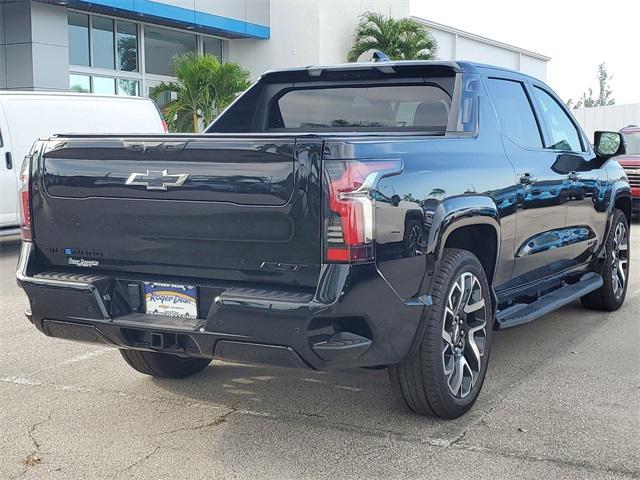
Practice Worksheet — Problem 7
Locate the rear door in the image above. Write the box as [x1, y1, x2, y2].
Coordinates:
[485, 76, 571, 284]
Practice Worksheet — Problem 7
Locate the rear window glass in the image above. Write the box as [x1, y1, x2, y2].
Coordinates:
[269, 85, 451, 131]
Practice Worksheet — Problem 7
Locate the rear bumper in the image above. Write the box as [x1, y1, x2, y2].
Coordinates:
[17, 243, 429, 370]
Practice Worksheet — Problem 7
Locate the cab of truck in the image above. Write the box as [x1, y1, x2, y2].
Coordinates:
[618, 125, 640, 216]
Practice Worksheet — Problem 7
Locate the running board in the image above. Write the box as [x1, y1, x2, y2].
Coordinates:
[495, 272, 603, 330]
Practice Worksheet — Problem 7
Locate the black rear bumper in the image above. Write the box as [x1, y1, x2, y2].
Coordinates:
[17, 243, 429, 370]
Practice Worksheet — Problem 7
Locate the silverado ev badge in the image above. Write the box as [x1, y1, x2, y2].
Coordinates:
[125, 170, 189, 190]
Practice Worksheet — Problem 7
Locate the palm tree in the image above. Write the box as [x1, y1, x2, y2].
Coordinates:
[347, 12, 437, 62]
[151, 52, 250, 132]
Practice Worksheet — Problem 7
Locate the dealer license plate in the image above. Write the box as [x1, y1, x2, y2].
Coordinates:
[144, 282, 197, 318]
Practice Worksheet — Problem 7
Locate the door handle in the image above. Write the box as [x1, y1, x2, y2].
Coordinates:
[519, 172, 537, 185]
[568, 171, 581, 182]
[5, 151, 12, 170]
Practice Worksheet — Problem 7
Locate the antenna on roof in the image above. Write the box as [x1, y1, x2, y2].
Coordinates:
[372, 50, 390, 62]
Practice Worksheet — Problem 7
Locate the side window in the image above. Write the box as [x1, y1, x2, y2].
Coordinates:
[532, 86, 583, 152]
[486, 78, 542, 149]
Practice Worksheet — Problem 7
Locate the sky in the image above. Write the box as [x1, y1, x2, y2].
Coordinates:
[410, 0, 639, 105]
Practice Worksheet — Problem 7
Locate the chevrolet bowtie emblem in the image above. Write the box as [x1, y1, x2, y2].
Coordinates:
[125, 170, 189, 190]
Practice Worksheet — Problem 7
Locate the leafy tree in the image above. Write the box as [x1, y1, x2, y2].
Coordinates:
[566, 63, 615, 110]
[347, 12, 437, 62]
[151, 52, 250, 132]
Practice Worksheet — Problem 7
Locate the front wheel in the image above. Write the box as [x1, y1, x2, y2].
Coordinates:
[581, 209, 630, 311]
[388, 248, 493, 418]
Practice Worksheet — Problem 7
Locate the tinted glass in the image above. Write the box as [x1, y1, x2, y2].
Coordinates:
[203, 37, 223, 59]
[487, 78, 542, 148]
[93, 76, 116, 95]
[117, 21, 138, 71]
[69, 74, 90, 93]
[68, 12, 89, 66]
[118, 79, 139, 96]
[272, 85, 451, 130]
[144, 26, 196, 76]
[533, 87, 583, 151]
[91, 17, 115, 69]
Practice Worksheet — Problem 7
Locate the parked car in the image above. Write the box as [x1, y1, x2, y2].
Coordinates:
[16, 61, 631, 418]
[0, 91, 166, 236]
[618, 125, 640, 216]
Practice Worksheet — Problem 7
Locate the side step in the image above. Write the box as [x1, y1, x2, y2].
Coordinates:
[495, 272, 603, 330]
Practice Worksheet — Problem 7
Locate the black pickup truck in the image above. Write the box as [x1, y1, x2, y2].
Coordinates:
[17, 61, 631, 418]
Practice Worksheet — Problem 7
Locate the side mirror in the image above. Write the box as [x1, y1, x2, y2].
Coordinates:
[594, 131, 626, 159]
[391, 194, 401, 207]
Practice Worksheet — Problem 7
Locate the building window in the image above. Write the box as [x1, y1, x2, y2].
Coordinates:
[91, 16, 115, 69]
[203, 37, 223, 59]
[68, 12, 90, 66]
[118, 79, 140, 96]
[93, 76, 116, 95]
[68, 11, 226, 98]
[144, 26, 196, 76]
[117, 21, 138, 71]
[69, 73, 91, 93]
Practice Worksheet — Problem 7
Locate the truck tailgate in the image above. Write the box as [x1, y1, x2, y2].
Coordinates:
[34, 135, 323, 287]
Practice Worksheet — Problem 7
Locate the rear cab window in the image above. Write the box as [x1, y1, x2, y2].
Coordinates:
[270, 84, 451, 131]
[208, 64, 475, 136]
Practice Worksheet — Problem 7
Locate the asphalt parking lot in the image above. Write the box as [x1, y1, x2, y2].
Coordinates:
[1, 229, 638, 480]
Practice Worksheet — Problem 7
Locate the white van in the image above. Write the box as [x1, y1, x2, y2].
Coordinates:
[0, 92, 166, 235]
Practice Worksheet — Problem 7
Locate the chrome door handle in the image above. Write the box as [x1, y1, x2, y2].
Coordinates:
[519, 172, 537, 185]
[568, 171, 581, 182]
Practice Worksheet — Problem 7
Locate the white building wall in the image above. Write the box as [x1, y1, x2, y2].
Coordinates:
[228, 0, 410, 79]
[573, 104, 640, 139]
[412, 17, 549, 80]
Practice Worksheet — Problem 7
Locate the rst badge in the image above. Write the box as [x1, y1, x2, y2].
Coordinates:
[125, 170, 189, 190]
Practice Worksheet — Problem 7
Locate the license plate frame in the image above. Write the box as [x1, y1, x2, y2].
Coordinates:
[143, 282, 197, 318]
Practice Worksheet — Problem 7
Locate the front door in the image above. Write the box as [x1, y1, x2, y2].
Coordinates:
[528, 83, 608, 264]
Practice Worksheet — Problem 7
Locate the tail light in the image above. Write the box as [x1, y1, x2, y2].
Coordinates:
[324, 159, 402, 263]
[161, 119, 169, 133]
[19, 156, 32, 241]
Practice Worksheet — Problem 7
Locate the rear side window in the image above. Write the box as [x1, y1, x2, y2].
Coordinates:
[269, 85, 451, 131]
[486, 78, 542, 149]
[532, 86, 583, 152]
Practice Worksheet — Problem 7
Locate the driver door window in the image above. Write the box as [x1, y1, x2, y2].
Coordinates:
[532, 86, 583, 152]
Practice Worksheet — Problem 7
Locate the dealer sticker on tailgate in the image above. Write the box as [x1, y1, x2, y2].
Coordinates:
[144, 282, 197, 318]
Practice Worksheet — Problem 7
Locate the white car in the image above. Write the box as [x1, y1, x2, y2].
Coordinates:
[0, 92, 166, 235]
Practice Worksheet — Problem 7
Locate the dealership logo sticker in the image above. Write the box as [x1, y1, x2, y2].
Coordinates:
[68, 258, 100, 268]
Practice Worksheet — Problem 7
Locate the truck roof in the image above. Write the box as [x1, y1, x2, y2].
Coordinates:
[260, 60, 540, 82]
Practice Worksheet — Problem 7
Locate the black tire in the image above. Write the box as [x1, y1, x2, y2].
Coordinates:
[120, 349, 211, 378]
[388, 248, 493, 418]
[581, 209, 630, 311]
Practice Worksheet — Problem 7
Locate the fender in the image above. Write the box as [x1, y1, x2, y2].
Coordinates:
[405, 195, 501, 358]
[426, 194, 501, 262]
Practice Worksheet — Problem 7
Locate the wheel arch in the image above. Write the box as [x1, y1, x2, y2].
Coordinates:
[427, 195, 501, 286]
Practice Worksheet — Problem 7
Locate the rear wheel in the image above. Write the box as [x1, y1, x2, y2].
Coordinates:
[388, 248, 493, 418]
[120, 349, 211, 378]
[581, 209, 630, 311]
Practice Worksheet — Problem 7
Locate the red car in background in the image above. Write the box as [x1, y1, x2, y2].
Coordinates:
[619, 125, 640, 217]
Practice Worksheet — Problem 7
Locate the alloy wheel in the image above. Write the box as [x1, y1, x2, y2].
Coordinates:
[442, 272, 487, 399]
[611, 221, 628, 299]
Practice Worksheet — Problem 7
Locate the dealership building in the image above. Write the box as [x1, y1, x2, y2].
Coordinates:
[0, 0, 549, 100]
